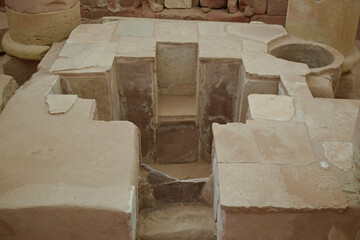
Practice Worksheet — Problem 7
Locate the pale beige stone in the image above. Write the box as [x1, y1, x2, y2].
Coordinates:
[248, 94, 295, 121]
[306, 75, 334, 98]
[296, 98, 360, 142]
[322, 142, 353, 171]
[0, 74, 18, 112]
[241, 39, 267, 53]
[46, 94, 78, 114]
[50, 42, 117, 73]
[198, 22, 227, 37]
[227, 22, 287, 44]
[115, 19, 154, 37]
[155, 21, 198, 43]
[164, 0, 192, 8]
[217, 163, 347, 210]
[279, 75, 313, 97]
[0, 74, 139, 240]
[212, 123, 260, 163]
[116, 37, 156, 58]
[158, 95, 197, 122]
[247, 120, 317, 165]
[149, 0, 164, 11]
[199, 36, 242, 60]
[241, 52, 311, 78]
[67, 23, 116, 43]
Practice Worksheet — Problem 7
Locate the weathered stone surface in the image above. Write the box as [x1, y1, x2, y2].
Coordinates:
[160, 7, 207, 20]
[200, 0, 226, 8]
[155, 21, 198, 43]
[267, 0, 288, 15]
[251, 14, 286, 26]
[227, 0, 237, 13]
[2, 54, 39, 86]
[248, 94, 294, 121]
[149, 0, 164, 11]
[279, 75, 312, 97]
[207, 9, 249, 22]
[243, 6, 254, 17]
[137, 205, 216, 240]
[322, 142, 353, 171]
[200, 61, 241, 162]
[157, 43, 197, 95]
[117, 61, 155, 162]
[46, 94, 78, 114]
[61, 75, 112, 121]
[156, 122, 199, 164]
[297, 98, 360, 142]
[0, 74, 18, 113]
[242, 0, 267, 14]
[164, 0, 192, 9]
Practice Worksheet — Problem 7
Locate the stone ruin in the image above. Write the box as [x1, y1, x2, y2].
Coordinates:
[0, 0, 360, 239]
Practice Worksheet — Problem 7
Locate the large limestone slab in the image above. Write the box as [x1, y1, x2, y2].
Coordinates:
[279, 75, 313, 97]
[296, 98, 360, 142]
[0, 74, 140, 240]
[213, 121, 317, 165]
[115, 19, 154, 37]
[116, 37, 156, 58]
[67, 23, 117, 43]
[248, 94, 295, 121]
[199, 36, 242, 60]
[227, 22, 287, 44]
[217, 162, 348, 210]
[155, 21, 198, 43]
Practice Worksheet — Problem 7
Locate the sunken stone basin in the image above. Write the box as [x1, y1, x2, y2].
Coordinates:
[270, 43, 335, 69]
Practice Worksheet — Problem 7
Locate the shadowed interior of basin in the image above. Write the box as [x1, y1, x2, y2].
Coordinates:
[270, 43, 335, 69]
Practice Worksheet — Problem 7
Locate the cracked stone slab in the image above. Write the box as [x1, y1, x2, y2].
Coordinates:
[217, 162, 348, 211]
[322, 142, 353, 171]
[248, 94, 295, 121]
[226, 22, 287, 44]
[279, 75, 313, 97]
[46, 94, 78, 114]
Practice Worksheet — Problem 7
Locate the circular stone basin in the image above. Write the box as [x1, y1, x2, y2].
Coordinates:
[270, 43, 335, 69]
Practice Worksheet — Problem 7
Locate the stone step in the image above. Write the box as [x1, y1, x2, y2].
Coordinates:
[137, 204, 216, 240]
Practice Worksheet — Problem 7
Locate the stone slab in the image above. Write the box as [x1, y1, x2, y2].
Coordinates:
[164, 0, 192, 8]
[248, 94, 294, 121]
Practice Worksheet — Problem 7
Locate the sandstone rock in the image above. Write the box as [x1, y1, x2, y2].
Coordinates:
[192, 0, 199, 7]
[200, 0, 227, 9]
[161, 8, 207, 21]
[228, 0, 237, 13]
[267, 0, 288, 15]
[242, 0, 266, 14]
[165, 0, 192, 9]
[201, 7, 211, 13]
[2, 54, 39, 86]
[149, 0, 164, 11]
[200, 174, 214, 205]
[0, 74, 18, 113]
[251, 14, 286, 26]
[156, 0, 165, 4]
[244, 5, 254, 17]
[207, 9, 249, 22]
